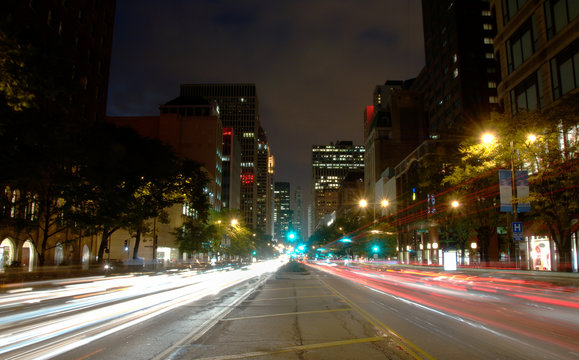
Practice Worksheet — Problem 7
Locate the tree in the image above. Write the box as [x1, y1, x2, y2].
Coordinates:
[66, 123, 165, 262]
[443, 92, 579, 271]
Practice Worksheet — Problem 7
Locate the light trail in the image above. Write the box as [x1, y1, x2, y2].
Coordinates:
[0, 259, 285, 360]
[308, 262, 579, 357]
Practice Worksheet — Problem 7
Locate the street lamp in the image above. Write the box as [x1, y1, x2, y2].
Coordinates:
[481, 131, 536, 269]
[359, 198, 389, 260]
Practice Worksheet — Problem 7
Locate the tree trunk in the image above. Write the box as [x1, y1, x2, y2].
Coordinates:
[555, 234, 573, 272]
[97, 230, 108, 263]
[132, 225, 142, 260]
[477, 226, 492, 262]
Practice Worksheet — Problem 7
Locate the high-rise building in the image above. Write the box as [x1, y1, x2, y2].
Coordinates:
[392, 0, 503, 261]
[179, 84, 266, 231]
[256, 124, 273, 236]
[417, 0, 501, 137]
[222, 127, 241, 210]
[311, 141, 365, 228]
[363, 80, 426, 201]
[293, 186, 304, 240]
[274, 182, 291, 241]
[490, 0, 578, 115]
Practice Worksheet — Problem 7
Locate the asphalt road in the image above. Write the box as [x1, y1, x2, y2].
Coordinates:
[1, 261, 577, 359]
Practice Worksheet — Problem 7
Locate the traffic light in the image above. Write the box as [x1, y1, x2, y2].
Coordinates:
[288, 232, 296, 241]
[252, 250, 257, 255]
[124, 240, 129, 251]
[372, 245, 379, 253]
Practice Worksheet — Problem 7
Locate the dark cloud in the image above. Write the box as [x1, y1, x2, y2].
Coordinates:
[107, 0, 425, 201]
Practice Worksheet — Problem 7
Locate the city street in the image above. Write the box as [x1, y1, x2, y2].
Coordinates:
[1, 261, 577, 359]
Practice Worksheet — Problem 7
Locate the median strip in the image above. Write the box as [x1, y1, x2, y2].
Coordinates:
[221, 308, 352, 321]
[193, 336, 386, 360]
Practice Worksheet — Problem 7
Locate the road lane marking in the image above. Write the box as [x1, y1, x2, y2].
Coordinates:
[244, 294, 337, 302]
[193, 336, 386, 360]
[222, 308, 352, 321]
[320, 278, 436, 360]
[151, 274, 272, 360]
[261, 285, 324, 291]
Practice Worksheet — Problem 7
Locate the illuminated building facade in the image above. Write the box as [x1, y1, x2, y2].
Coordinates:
[256, 124, 273, 236]
[293, 186, 305, 241]
[222, 127, 241, 210]
[179, 84, 264, 230]
[274, 182, 292, 241]
[311, 141, 365, 228]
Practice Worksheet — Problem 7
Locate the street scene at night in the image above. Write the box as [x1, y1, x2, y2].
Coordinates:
[1, 0, 578, 359]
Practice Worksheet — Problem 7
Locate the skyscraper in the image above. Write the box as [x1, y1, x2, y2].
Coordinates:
[311, 141, 365, 228]
[180, 84, 268, 231]
[222, 127, 241, 210]
[256, 124, 273, 236]
[293, 186, 304, 240]
[274, 182, 291, 241]
[417, 0, 500, 137]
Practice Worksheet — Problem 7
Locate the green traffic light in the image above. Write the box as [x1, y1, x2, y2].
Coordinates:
[372, 246, 379, 253]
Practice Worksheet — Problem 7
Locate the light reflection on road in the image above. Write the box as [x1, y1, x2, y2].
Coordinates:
[308, 261, 579, 357]
[0, 259, 285, 360]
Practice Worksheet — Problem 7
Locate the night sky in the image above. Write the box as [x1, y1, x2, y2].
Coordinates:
[106, 0, 425, 202]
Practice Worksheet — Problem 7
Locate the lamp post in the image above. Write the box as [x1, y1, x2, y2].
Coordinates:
[482, 132, 535, 269]
[359, 198, 389, 260]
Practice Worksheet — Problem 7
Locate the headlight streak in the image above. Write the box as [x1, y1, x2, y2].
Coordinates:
[0, 259, 286, 360]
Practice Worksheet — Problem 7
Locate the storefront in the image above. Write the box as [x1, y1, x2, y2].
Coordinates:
[528, 236, 551, 271]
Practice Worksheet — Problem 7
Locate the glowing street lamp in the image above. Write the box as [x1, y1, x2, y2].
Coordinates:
[482, 133, 495, 144]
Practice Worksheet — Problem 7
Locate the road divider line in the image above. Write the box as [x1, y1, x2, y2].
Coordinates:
[194, 336, 386, 360]
[151, 273, 272, 360]
[261, 285, 324, 291]
[244, 294, 337, 302]
[222, 308, 352, 321]
[320, 278, 435, 360]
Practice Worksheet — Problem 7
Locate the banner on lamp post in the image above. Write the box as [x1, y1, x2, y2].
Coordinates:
[516, 170, 530, 213]
[499, 169, 531, 213]
[499, 170, 512, 212]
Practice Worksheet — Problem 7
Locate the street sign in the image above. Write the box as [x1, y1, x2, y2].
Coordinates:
[512, 222, 524, 241]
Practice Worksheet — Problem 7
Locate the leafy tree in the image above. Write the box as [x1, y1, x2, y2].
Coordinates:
[443, 92, 579, 271]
